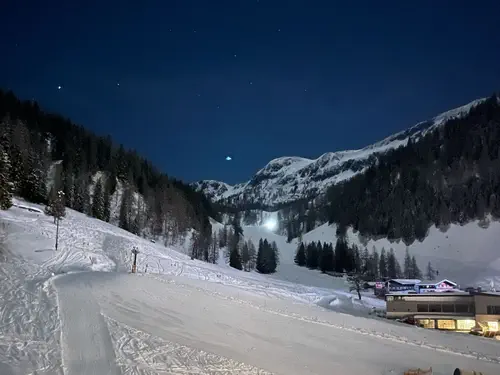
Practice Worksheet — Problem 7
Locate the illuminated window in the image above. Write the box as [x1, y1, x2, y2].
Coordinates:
[418, 319, 435, 329]
[437, 320, 456, 330]
[456, 320, 476, 331]
[487, 321, 499, 331]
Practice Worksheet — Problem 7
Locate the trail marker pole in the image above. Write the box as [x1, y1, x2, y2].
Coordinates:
[131, 247, 140, 273]
[55, 217, 60, 251]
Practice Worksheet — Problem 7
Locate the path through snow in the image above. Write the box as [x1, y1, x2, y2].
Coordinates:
[52, 271, 500, 375]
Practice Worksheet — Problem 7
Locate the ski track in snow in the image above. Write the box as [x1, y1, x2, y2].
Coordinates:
[1, 200, 500, 375]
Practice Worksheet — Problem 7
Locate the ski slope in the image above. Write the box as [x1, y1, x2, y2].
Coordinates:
[297, 220, 500, 289]
[0, 200, 499, 375]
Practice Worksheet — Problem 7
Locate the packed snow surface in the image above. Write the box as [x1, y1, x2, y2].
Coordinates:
[1, 200, 500, 375]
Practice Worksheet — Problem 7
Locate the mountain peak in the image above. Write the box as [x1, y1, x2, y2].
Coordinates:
[193, 97, 487, 207]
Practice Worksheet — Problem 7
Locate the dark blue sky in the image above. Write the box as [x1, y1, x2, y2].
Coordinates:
[1, 1, 499, 184]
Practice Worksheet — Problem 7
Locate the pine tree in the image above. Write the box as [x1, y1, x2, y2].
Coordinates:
[241, 241, 250, 271]
[92, 178, 104, 220]
[320, 241, 334, 273]
[403, 247, 412, 278]
[270, 241, 279, 272]
[119, 188, 132, 231]
[229, 241, 242, 270]
[61, 169, 74, 209]
[294, 242, 306, 266]
[45, 189, 66, 223]
[387, 248, 397, 279]
[256, 238, 277, 274]
[425, 261, 436, 280]
[103, 184, 111, 222]
[371, 248, 380, 279]
[232, 211, 243, 240]
[247, 240, 257, 270]
[334, 236, 351, 273]
[21, 149, 47, 204]
[411, 256, 422, 279]
[0, 146, 13, 210]
[361, 247, 370, 274]
[379, 248, 388, 278]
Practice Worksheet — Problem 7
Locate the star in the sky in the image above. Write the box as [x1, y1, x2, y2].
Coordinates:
[234, 54, 237, 58]
[249, 81, 253, 85]
[57, 85, 62, 90]
[117, 82, 120, 87]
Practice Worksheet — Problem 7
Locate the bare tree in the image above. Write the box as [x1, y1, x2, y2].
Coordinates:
[348, 273, 364, 300]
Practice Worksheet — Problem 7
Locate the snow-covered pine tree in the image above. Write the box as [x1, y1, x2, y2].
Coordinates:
[119, 187, 133, 231]
[21, 149, 47, 204]
[46, 188, 66, 223]
[0, 145, 13, 210]
[103, 184, 111, 222]
[91, 178, 104, 220]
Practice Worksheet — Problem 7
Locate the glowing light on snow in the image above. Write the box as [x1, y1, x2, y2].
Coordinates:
[263, 218, 277, 231]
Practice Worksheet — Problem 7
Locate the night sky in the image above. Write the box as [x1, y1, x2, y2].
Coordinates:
[1, 1, 499, 184]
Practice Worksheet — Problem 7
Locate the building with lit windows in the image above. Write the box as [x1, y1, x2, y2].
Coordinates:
[386, 291, 500, 334]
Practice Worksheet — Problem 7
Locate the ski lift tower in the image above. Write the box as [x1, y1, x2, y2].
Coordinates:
[131, 247, 140, 273]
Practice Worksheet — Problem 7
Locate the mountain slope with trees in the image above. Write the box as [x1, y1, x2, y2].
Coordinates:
[0, 89, 217, 261]
[326, 94, 500, 245]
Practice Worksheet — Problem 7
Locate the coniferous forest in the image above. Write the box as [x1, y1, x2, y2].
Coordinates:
[294, 237, 428, 281]
[0, 89, 217, 260]
[325, 94, 500, 245]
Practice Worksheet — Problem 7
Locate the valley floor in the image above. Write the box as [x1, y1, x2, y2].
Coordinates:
[1, 201, 499, 375]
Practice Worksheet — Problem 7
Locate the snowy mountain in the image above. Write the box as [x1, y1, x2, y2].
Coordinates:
[193, 98, 486, 207]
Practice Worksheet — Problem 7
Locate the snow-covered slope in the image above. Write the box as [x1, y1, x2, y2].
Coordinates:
[193, 98, 486, 207]
[2, 199, 500, 375]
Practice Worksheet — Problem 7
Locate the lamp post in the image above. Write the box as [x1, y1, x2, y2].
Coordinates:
[131, 247, 140, 273]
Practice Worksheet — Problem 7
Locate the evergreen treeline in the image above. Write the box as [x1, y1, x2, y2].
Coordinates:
[295, 235, 427, 280]
[215, 223, 279, 274]
[0, 89, 218, 262]
[326, 94, 500, 245]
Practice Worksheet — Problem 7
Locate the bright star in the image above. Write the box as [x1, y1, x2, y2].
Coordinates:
[225, 156, 232, 161]
[57, 86, 62, 90]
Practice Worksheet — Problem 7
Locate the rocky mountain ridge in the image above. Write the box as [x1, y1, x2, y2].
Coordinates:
[193, 98, 486, 208]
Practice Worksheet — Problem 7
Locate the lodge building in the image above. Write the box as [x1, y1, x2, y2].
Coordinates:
[386, 291, 500, 334]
